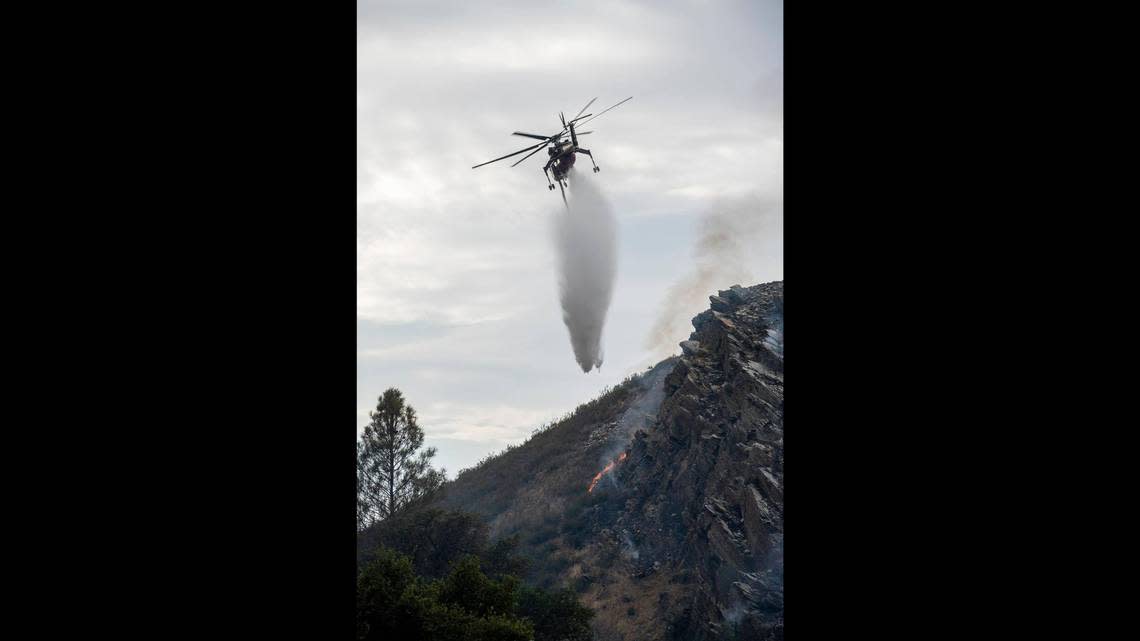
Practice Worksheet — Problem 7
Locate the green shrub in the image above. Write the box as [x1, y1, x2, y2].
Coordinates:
[358, 546, 594, 641]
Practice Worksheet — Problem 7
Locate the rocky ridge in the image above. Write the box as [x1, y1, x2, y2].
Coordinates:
[617, 281, 784, 640]
[435, 281, 784, 640]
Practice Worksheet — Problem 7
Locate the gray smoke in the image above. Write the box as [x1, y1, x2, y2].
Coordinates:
[646, 194, 779, 356]
[621, 530, 640, 561]
[553, 169, 618, 372]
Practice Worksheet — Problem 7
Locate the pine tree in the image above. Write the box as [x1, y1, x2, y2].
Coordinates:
[358, 388, 445, 528]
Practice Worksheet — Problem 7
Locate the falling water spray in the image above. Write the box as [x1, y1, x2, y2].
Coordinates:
[553, 169, 618, 372]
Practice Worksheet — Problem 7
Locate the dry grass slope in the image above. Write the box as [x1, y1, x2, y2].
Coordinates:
[436, 360, 676, 592]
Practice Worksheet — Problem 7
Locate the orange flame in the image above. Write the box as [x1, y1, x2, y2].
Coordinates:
[587, 451, 628, 493]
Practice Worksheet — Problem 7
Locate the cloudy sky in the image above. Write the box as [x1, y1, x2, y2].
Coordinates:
[358, 0, 783, 477]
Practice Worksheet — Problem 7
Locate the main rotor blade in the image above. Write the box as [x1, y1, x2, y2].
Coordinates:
[573, 97, 597, 120]
[472, 141, 548, 169]
[512, 132, 553, 141]
[569, 114, 592, 123]
[510, 141, 550, 167]
[572, 96, 632, 128]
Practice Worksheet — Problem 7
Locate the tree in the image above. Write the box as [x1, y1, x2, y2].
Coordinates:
[358, 388, 445, 528]
[518, 585, 595, 641]
[483, 534, 531, 580]
[357, 549, 534, 641]
[356, 548, 416, 639]
[357, 540, 594, 641]
[358, 508, 490, 578]
[356, 440, 371, 532]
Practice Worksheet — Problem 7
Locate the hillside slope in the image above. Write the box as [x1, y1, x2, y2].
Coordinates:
[437, 282, 784, 640]
[437, 357, 678, 576]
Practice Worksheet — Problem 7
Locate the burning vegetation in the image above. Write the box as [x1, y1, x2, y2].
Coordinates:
[587, 451, 628, 493]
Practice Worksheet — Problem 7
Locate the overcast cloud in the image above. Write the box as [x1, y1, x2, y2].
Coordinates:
[358, 0, 783, 477]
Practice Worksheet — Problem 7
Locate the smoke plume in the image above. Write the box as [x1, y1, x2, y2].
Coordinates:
[646, 194, 779, 356]
[553, 170, 618, 372]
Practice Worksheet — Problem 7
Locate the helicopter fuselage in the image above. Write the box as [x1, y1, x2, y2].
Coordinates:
[548, 144, 577, 180]
[471, 96, 630, 204]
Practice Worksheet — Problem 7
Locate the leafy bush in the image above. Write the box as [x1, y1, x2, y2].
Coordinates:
[483, 534, 530, 579]
[357, 550, 532, 641]
[358, 547, 593, 641]
[357, 508, 489, 578]
[518, 585, 595, 641]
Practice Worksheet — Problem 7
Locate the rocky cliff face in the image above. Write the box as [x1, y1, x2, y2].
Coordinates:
[436, 281, 784, 640]
[618, 281, 784, 640]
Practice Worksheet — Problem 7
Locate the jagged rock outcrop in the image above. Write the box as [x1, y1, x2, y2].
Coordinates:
[618, 281, 783, 640]
[431, 281, 784, 641]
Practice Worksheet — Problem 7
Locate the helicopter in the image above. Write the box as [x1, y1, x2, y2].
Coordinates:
[472, 96, 632, 205]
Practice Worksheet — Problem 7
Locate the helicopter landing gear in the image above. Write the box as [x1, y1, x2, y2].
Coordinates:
[578, 148, 599, 173]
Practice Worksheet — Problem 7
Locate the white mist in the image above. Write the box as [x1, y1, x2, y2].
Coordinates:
[553, 169, 618, 372]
